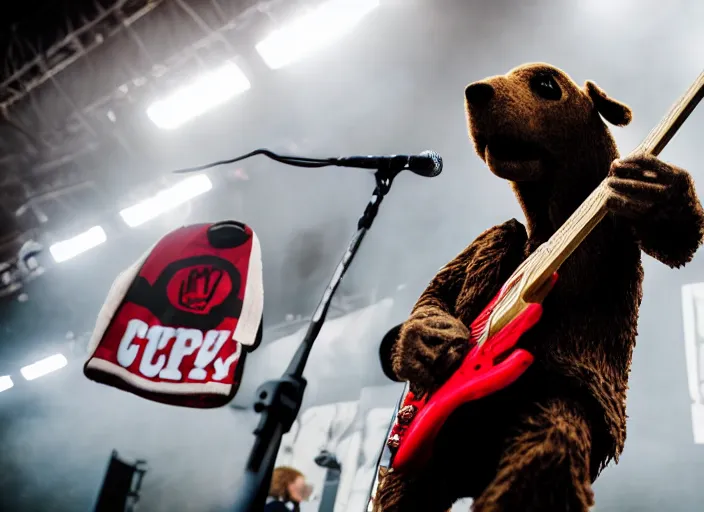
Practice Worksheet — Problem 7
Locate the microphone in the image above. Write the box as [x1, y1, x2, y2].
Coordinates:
[172, 148, 443, 177]
[332, 150, 443, 177]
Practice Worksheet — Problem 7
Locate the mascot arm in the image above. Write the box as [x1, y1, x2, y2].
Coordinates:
[621, 158, 704, 267]
[389, 246, 473, 391]
[388, 220, 528, 394]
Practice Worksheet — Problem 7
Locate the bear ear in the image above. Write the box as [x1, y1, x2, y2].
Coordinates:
[584, 80, 632, 127]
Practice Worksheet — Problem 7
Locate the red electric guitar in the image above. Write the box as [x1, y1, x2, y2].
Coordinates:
[385, 69, 704, 476]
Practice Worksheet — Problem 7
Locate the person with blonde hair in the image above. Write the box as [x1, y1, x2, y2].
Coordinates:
[264, 466, 311, 512]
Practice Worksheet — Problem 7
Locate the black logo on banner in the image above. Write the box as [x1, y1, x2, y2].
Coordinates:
[126, 255, 243, 331]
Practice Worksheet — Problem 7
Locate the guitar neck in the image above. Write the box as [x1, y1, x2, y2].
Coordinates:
[520, 69, 704, 303]
[634, 70, 704, 157]
[522, 184, 610, 301]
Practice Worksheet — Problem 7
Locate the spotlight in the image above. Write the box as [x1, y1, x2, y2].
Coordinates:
[49, 226, 107, 263]
[20, 354, 68, 381]
[255, 0, 380, 70]
[0, 375, 13, 393]
[147, 61, 251, 130]
[17, 239, 45, 279]
[0, 261, 22, 298]
[119, 175, 212, 228]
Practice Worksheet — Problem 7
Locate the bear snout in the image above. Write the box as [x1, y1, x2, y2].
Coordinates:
[465, 82, 495, 108]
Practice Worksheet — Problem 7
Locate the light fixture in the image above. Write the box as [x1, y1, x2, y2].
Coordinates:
[255, 0, 380, 70]
[119, 174, 212, 228]
[20, 354, 68, 381]
[49, 226, 107, 263]
[0, 375, 13, 393]
[147, 61, 251, 130]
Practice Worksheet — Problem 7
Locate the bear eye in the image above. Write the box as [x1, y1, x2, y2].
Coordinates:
[530, 73, 562, 101]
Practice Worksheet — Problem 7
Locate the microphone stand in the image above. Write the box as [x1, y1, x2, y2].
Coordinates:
[232, 161, 405, 511]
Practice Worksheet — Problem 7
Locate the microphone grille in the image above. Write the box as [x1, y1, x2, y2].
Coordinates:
[420, 150, 443, 177]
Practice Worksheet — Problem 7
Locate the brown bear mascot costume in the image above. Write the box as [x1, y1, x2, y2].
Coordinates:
[376, 63, 704, 511]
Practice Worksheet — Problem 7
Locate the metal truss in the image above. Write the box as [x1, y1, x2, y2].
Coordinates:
[0, 0, 164, 232]
[0, 1, 161, 110]
[0, 0, 297, 261]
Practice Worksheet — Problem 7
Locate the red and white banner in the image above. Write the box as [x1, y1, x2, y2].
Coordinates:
[84, 221, 263, 408]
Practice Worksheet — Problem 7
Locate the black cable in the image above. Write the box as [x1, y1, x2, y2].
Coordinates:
[172, 148, 336, 174]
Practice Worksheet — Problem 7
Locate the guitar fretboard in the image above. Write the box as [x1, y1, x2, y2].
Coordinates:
[522, 184, 610, 300]
[636, 70, 704, 157]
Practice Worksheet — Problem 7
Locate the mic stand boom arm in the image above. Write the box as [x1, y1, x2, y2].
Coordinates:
[232, 162, 404, 511]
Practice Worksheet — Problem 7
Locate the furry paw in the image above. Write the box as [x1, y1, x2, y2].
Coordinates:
[605, 154, 689, 218]
[393, 314, 471, 396]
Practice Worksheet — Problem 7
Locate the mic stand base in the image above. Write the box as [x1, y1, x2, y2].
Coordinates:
[232, 164, 402, 511]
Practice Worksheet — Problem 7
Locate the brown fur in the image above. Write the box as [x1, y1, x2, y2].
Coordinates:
[378, 63, 704, 510]
[472, 398, 594, 512]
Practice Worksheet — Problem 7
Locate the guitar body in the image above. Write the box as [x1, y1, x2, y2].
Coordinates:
[388, 272, 559, 474]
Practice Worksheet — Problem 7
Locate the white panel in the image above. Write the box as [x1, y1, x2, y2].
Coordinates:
[681, 283, 704, 444]
[233, 299, 395, 409]
[343, 407, 396, 512]
[287, 402, 359, 505]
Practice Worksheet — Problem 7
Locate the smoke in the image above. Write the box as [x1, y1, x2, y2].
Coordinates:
[0, 364, 257, 511]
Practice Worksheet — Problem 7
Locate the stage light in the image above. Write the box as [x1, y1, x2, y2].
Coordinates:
[20, 354, 68, 381]
[119, 174, 212, 228]
[255, 0, 380, 70]
[50, 226, 107, 263]
[94, 450, 147, 512]
[146, 61, 251, 130]
[0, 375, 13, 393]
